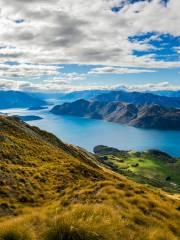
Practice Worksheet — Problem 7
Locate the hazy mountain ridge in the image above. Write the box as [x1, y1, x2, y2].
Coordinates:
[151, 90, 180, 98]
[51, 99, 180, 130]
[0, 91, 46, 109]
[28, 90, 110, 102]
[58, 90, 110, 101]
[93, 90, 180, 108]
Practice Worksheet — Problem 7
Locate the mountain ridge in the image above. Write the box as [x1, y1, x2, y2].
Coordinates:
[0, 90, 46, 109]
[51, 99, 180, 130]
[92, 90, 180, 108]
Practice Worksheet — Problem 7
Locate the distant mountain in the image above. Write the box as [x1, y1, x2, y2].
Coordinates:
[27, 90, 111, 106]
[59, 90, 110, 101]
[151, 90, 180, 98]
[0, 91, 46, 109]
[51, 99, 180, 130]
[29, 92, 66, 100]
[93, 90, 180, 108]
[29, 90, 110, 102]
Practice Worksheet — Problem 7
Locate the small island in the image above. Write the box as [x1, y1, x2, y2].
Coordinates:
[15, 115, 43, 122]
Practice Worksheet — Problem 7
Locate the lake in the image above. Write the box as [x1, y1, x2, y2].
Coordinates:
[1, 107, 180, 157]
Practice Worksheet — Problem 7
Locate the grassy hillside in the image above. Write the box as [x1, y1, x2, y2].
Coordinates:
[94, 146, 180, 193]
[0, 116, 180, 240]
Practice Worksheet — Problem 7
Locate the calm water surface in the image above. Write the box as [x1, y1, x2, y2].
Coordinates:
[2, 108, 180, 157]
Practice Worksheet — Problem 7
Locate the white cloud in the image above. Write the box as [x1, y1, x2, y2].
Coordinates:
[0, 79, 32, 91]
[174, 46, 180, 54]
[0, 78, 68, 92]
[0, 63, 62, 78]
[0, 78, 115, 92]
[120, 82, 180, 91]
[0, 78, 179, 93]
[44, 78, 68, 85]
[89, 66, 156, 74]
[0, 0, 179, 68]
[62, 73, 86, 81]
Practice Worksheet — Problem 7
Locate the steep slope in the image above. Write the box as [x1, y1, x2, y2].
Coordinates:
[93, 90, 180, 108]
[0, 90, 46, 109]
[51, 99, 180, 130]
[0, 115, 101, 216]
[0, 116, 180, 240]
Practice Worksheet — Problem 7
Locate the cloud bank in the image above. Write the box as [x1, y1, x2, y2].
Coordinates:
[0, 0, 179, 91]
[89, 66, 156, 74]
[0, 78, 179, 93]
[0, 0, 179, 68]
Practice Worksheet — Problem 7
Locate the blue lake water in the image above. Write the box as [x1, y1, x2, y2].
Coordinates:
[2, 108, 180, 157]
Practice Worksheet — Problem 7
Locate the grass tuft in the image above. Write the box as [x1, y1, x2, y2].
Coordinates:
[0, 224, 34, 240]
[44, 219, 101, 240]
[43, 204, 123, 240]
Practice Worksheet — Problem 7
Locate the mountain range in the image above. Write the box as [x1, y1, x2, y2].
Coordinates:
[51, 99, 180, 130]
[1, 89, 180, 110]
[33, 89, 180, 104]
[92, 90, 180, 108]
[151, 90, 180, 98]
[0, 90, 46, 109]
[58, 90, 110, 101]
[0, 115, 179, 239]
[28, 90, 110, 102]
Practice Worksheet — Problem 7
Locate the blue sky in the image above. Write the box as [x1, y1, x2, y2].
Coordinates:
[0, 0, 179, 92]
[112, 0, 169, 12]
[129, 32, 180, 62]
[60, 64, 180, 86]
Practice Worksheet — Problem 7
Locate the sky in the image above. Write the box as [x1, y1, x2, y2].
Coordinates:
[0, 0, 180, 92]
